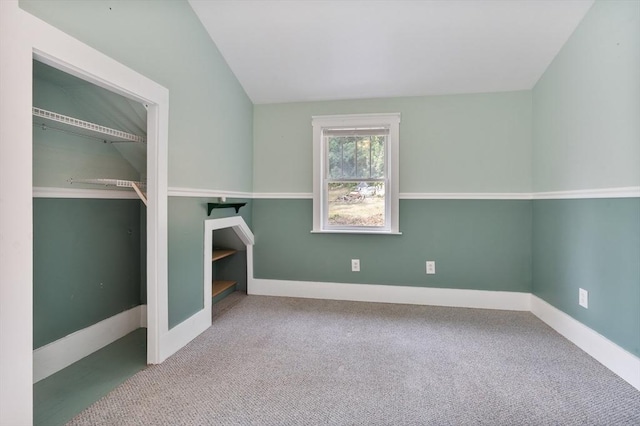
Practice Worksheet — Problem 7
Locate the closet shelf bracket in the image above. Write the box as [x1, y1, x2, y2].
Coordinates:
[207, 203, 246, 215]
[68, 178, 148, 205]
[130, 182, 148, 206]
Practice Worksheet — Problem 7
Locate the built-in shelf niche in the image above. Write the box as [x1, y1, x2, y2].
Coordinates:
[204, 217, 254, 309]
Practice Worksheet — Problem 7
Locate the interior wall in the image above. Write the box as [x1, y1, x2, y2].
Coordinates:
[532, 0, 640, 356]
[20, 0, 253, 193]
[33, 198, 142, 348]
[254, 199, 532, 291]
[32, 68, 145, 348]
[254, 91, 532, 194]
[253, 91, 533, 292]
[532, 1, 639, 193]
[169, 198, 252, 328]
[20, 0, 254, 328]
[32, 76, 140, 187]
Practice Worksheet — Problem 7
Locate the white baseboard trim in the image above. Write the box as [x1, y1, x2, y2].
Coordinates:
[33, 305, 146, 383]
[160, 308, 210, 362]
[140, 304, 148, 328]
[531, 296, 640, 391]
[248, 279, 531, 311]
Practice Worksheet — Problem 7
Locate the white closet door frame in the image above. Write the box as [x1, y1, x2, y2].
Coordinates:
[31, 33, 169, 369]
[1, 2, 168, 423]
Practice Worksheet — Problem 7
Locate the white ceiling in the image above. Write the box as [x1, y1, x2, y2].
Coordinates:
[189, 0, 594, 105]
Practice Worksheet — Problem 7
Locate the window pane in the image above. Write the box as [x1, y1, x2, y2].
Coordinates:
[342, 138, 356, 178]
[371, 136, 385, 178]
[356, 138, 371, 178]
[327, 134, 385, 180]
[327, 182, 385, 227]
[328, 138, 342, 178]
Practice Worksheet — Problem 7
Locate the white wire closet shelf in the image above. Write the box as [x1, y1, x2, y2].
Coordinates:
[68, 178, 148, 206]
[32, 107, 146, 144]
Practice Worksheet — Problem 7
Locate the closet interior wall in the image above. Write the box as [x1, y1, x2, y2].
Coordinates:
[32, 60, 148, 360]
[212, 227, 249, 302]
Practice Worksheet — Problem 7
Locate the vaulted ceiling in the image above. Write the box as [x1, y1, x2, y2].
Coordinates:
[189, 0, 594, 104]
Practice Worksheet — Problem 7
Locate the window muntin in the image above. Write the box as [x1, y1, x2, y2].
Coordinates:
[324, 128, 388, 229]
[312, 113, 400, 234]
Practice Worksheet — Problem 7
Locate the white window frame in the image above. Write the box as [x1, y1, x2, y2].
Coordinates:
[312, 113, 401, 234]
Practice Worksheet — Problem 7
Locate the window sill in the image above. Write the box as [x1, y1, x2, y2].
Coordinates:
[310, 230, 402, 235]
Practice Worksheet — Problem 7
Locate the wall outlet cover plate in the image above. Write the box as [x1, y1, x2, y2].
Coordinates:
[351, 259, 360, 272]
[426, 261, 436, 275]
[579, 288, 589, 309]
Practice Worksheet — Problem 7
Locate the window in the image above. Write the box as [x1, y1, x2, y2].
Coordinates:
[312, 113, 400, 234]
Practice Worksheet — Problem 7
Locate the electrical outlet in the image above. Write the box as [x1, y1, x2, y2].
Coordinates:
[426, 261, 436, 275]
[351, 259, 360, 272]
[579, 288, 588, 309]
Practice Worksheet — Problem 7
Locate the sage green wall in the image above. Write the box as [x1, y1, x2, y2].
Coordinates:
[533, 199, 640, 356]
[169, 198, 251, 327]
[254, 199, 532, 292]
[532, 0, 640, 355]
[532, 0, 640, 192]
[33, 199, 142, 348]
[33, 76, 140, 188]
[33, 64, 144, 347]
[21, 0, 253, 192]
[254, 91, 532, 194]
[252, 90, 532, 294]
[22, 0, 254, 329]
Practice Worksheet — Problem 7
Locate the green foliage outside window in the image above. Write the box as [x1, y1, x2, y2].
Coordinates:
[327, 135, 385, 180]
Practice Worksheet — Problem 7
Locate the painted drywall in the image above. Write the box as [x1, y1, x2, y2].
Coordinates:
[33, 75, 140, 188]
[252, 90, 532, 295]
[168, 197, 252, 327]
[254, 91, 532, 194]
[253, 199, 532, 292]
[33, 59, 149, 180]
[33, 67, 144, 348]
[532, 1, 640, 356]
[21, 0, 254, 329]
[532, 199, 640, 356]
[21, 0, 254, 192]
[33, 198, 142, 348]
[532, 0, 640, 192]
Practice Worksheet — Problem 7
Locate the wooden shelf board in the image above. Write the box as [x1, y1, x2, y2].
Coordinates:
[212, 280, 237, 297]
[212, 249, 237, 262]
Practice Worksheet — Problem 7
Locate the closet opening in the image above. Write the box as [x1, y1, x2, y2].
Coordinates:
[31, 58, 154, 425]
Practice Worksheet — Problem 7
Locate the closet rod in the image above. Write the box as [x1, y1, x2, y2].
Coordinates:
[33, 107, 146, 144]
